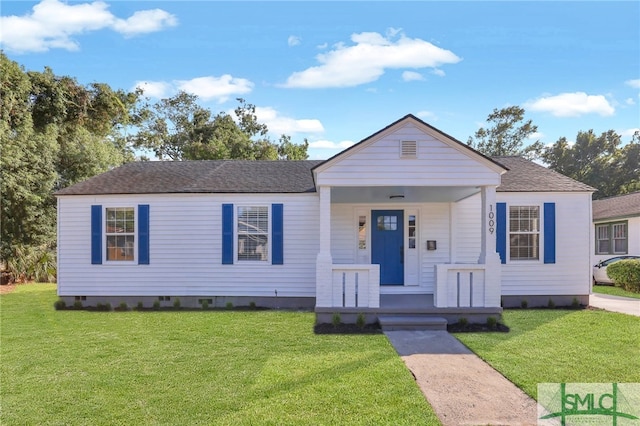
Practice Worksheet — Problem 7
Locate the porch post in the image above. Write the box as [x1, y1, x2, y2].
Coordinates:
[479, 185, 501, 307]
[315, 186, 333, 307]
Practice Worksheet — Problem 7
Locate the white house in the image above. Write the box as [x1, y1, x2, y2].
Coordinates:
[56, 115, 595, 324]
[592, 191, 640, 265]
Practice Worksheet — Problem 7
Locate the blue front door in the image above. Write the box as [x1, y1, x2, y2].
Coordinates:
[372, 210, 404, 285]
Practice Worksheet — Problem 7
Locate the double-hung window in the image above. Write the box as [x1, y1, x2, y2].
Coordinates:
[237, 206, 269, 261]
[509, 206, 539, 260]
[105, 207, 135, 261]
[595, 222, 627, 254]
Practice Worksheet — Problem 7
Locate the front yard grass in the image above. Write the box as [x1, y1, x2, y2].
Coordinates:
[0, 284, 439, 425]
[454, 309, 640, 399]
[592, 284, 640, 299]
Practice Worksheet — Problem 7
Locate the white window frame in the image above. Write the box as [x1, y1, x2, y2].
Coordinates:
[595, 221, 628, 255]
[508, 205, 541, 262]
[104, 206, 136, 263]
[235, 205, 270, 263]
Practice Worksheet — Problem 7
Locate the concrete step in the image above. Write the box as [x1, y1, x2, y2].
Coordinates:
[378, 315, 448, 331]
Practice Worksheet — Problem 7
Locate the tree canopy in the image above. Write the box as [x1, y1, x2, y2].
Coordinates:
[541, 130, 640, 199]
[132, 93, 309, 161]
[467, 106, 543, 160]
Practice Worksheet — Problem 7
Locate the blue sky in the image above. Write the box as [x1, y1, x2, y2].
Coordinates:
[2, 1, 639, 160]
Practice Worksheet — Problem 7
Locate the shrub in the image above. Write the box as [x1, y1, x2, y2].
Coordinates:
[136, 301, 144, 310]
[331, 312, 341, 328]
[356, 313, 366, 329]
[201, 300, 209, 309]
[249, 301, 256, 310]
[153, 300, 160, 310]
[457, 317, 468, 327]
[547, 298, 555, 309]
[572, 297, 581, 308]
[73, 300, 83, 309]
[607, 259, 640, 293]
[486, 316, 497, 329]
[173, 298, 181, 309]
[225, 302, 233, 310]
[53, 299, 66, 310]
[119, 302, 128, 311]
[520, 300, 528, 309]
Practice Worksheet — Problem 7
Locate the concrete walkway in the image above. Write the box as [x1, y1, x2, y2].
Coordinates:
[385, 330, 538, 426]
[589, 293, 640, 316]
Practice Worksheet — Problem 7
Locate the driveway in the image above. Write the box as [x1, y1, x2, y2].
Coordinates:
[590, 293, 640, 316]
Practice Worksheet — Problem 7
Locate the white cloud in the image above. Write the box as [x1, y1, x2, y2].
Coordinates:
[625, 79, 640, 89]
[416, 110, 437, 121]
[0, 0, 177, 53]
[281, 30, 461, 88]
[176, 75, 253, 103]
[134, 81, 173, 98]
[528, 132, 544, 140]
[526, 92, 615, 117]
[402, 71, 424, 82]
[288, 35, 301, 47]
[626, 98, 636, 106]
[620, 128, 640, 138]
[112, 9, 177, 38]
[309, 140, 355, 149]
[133, 75, 253, 103]
[252, 107, 324, 135]
[431, 69, 446, 77]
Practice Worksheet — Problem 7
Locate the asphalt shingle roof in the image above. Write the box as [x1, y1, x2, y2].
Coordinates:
[593, 191, 640, 221]
[56, 156, 593, 196]
[55, 160, 324, 195]
[493, 156, 595, 193]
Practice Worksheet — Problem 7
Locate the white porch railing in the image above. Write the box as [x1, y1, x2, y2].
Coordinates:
[330, 264, 380, 308]
[435, 264, 487, 308]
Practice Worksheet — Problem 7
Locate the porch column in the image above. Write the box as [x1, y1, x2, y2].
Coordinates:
[479, 185, 502, 307]
[315, 186, 333, 307]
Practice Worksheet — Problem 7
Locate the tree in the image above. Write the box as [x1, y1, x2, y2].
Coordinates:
[541, 130, 640, 199]
[467, 106, 543, 159]
[133, 94, 309, 161]
[1, 55, 58, 280]
[1, 53, 141, 281]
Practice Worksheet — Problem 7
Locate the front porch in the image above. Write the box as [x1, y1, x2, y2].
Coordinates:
[313, 185, 504, 327]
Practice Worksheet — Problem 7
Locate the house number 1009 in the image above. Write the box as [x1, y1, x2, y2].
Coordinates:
[488, 205, 495, 234]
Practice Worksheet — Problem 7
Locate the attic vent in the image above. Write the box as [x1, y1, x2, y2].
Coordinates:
[400, 140, 417, 158]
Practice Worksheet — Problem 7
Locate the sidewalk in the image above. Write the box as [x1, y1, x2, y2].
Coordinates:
[589, 293, 640, 316]
[385, 330, 537, 426]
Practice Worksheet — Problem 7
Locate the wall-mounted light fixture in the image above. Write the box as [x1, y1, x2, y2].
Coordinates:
[389, 195, 405, 199]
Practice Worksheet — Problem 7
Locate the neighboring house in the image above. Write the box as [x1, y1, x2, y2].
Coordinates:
[55, 115, 595, 323]
[592, 191, 640, 265]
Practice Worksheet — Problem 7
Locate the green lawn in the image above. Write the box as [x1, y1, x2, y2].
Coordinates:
[455, 309, 640, 399]
[0, 284, 439, 425]
[592, 284, 640, 299]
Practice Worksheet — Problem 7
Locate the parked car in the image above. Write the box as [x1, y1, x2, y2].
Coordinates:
[593, 256, 640, 285]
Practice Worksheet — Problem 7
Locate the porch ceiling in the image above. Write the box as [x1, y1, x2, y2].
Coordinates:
[330, 186, 480, 203]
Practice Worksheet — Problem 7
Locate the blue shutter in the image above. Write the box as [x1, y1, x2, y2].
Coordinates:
[222, 204, 234, 264]
[496, 202, 507, 264]
[91, 205, 102, 264]
[544, 202, 556, 264]
[138, 204, 150, 265]
[272, 204, 283, 265]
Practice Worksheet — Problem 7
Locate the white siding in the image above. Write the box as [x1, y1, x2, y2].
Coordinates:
[497, 192, 592, 296]
[57, 193, 319, 298]
[315, 122, 502, 187]
[453, 193, 482, 263]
